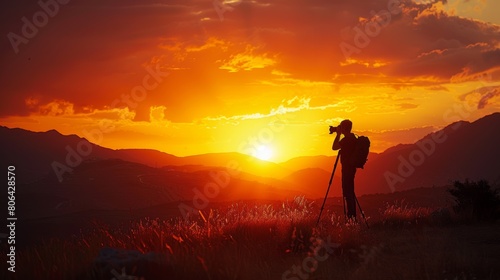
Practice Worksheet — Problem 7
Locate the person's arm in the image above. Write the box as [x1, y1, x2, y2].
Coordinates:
[332, 131, 342, 150]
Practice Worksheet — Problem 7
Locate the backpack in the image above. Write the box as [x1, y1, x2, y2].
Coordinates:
[350, 135, 370, 169]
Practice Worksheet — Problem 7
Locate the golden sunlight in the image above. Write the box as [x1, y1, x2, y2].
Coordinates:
[253, 145, 273, 161]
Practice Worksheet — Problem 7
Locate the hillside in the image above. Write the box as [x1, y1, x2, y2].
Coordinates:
[283, 168, 339, 198]
[1, 112, 499, 197]
[16, 158, 303, 221]
[355, 113, 500, 194]
[0, 127, 290, 184]
[280, 152, 379, 173]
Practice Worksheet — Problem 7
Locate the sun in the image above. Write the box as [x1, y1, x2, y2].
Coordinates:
[253, 145, 273, 161]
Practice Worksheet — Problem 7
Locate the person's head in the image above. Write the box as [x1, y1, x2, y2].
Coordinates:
[340, 119, 352, 135]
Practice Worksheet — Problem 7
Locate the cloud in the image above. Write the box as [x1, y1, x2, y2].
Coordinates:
[258, 76, 334, 87]
[219, 46, 276, 72]
[427, 85, 449, 91]
[332, 0, 500, 83]
[149, 105, 171, 125]
[24, 98, 138, 121]
[202, 96, 352, 122]
[37, 100, 75, 117]
[477, 88, 500, 109]
[459, 84, 500, 109]
[1, 0, 499, 123]
[184, 37, 227, 53]
[340, 58, 388, 68]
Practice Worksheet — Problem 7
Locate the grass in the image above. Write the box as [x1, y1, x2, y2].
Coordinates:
[2, 196, 500, 280]
[378, 199, 434, 226]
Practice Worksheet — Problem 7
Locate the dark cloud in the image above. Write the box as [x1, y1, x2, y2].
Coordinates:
[478, 87, 500, 109]
[460, 85, 500, 109]
[1, 0, 499, 118]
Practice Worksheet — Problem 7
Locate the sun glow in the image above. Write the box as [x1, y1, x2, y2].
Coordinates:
[253, 145, 273, 161]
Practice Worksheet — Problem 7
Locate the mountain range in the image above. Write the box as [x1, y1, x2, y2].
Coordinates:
[1, 112, 499, 219]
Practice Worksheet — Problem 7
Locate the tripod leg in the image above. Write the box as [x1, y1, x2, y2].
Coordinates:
[316, 151, 340, 226]
[342, 195, 346, 223]
[354, 194, 369, 228]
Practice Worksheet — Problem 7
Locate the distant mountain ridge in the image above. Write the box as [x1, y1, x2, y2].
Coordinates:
[1, 112, 499, 195]
[0, 127, 291, 183]
[354, 112, 500, 194]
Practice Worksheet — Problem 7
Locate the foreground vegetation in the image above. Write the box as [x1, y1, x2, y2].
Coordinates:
[2, 181, 500, 280]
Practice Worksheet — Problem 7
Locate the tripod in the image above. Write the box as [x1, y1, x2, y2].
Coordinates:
[316, 151, 368, 228]
[348, 193, 369, 228]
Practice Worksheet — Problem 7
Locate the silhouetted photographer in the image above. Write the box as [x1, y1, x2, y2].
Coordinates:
[331, 120, 357, 219]
[316, 120, 369, 226]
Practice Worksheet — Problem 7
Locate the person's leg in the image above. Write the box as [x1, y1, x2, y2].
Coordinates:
[342, 167, 357, 219]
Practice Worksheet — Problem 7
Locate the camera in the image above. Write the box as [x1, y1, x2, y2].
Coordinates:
[329, 125, 338, 134]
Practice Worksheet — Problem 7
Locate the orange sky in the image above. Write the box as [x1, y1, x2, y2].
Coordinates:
[1, 0, 500, 162]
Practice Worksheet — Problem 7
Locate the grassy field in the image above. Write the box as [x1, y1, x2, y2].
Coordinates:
[2, 195, 500, 280]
